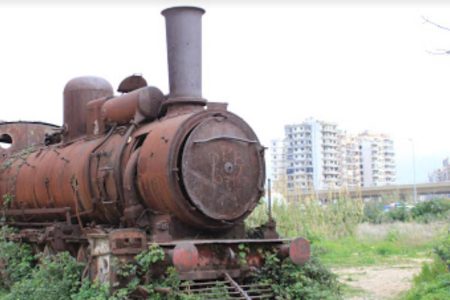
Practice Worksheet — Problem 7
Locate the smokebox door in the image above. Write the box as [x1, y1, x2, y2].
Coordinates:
[181, 116, 263, 221]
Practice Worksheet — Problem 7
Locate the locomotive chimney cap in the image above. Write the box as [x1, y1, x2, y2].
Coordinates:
[161, 6, 205, 15]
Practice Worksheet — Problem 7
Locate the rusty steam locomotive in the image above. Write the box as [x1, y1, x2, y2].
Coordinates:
[0, 6, 309, 294]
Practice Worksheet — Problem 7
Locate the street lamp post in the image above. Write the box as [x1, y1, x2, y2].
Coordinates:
[409, 138, 417, 203]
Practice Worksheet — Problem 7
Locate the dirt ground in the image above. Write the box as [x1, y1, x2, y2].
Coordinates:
[334, 262, 424, 300]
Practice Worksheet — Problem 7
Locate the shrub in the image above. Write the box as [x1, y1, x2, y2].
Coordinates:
[71, 280, 110, 300]
[382, 204, 412, 223]
[4, 252, 83, 300]
[0, 226, 34, 290]
[403, 233, 450, 300]
[411, 198, 450, 223]
[255, 253, 342, 299]
[362, 200, 384, 223]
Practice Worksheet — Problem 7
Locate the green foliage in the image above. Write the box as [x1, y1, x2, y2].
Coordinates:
[136, 243, 165, 271]
[384, 204, 412, 223]
[238, 243, 249, 266]
[363, 198, 450, 224]
[4, 252, 83, 300]
[1, 194, 13, 209]
[108, 245, 202, 300]
[316, 233, 436, 267]
[362, 200, 384, 223]
[434, 233, 450, 269]
[256, 253, 341, 299]
[403, 233, 450, 300]
[131, 266, 201, 300]
[71, 280, 110, 300]
[0, 226, 34, 290]
[205, 281, 229, 299]
[411, 198, 450, 223]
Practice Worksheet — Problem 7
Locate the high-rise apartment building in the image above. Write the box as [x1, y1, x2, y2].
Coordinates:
[269, 119, 396, 193]
[270, 139, 288, 192]
[358, 131, 396, 186]
[338, 134, 362, 188]
[429, 158, 450, 182]
[270, 118, 340, 192]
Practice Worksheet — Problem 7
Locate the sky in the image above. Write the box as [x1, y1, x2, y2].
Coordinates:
[1, 1, 450, 184]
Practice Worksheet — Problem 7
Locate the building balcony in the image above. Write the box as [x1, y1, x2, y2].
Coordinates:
[324, 170, 340, 175]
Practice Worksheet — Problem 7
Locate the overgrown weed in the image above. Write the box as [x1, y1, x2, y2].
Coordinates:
[246, 195, 364, 240]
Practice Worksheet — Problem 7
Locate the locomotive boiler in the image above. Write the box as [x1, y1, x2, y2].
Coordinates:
[0, 6, 309, 296]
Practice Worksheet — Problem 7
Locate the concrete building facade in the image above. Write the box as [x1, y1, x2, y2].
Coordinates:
[429, 158, 450, 182]
[358, 131, 396, 187]
[338, 134, 362, 188]
[269, 119, 396, 194]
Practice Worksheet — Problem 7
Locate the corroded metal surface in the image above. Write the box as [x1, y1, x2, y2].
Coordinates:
[289, 237, 311, 265]
[181, 114, 263, 221]
[0, 121, 58, 155]
[162, 7, 205, 104]
[172, 242, 199, 272]
[0, 128, 128, 224]
[0, 5, 310, 286]
[137, 109, 265, 229]
[117, 74, 148, 93]
[102, 86, 164, 124]
[63, 76, 113, 141]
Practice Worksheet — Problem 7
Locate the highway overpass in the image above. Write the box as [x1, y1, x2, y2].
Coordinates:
[300, 182, 450, 201]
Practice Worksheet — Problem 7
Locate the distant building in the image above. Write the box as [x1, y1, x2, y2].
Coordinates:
[429, 158, 450, 182]
[358, 131, 396, 186]
[338, 133, 362, 188]
[269, 119, 396, 194]
[276, 118, 340, 193]
[269, 139, 288, 193]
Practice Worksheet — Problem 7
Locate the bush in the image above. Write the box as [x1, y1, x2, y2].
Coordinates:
[255, 254, 342, 299]
[383, 204, 412, 223]
[71, 280, 110, 300]
[411, 199, 450, 223]
[4, 252, 83, 300]
[362, 198, 450, 224]
[403, 233, 450, 300]
[362, 200, 384, 223]
[0, 226, 34, 290]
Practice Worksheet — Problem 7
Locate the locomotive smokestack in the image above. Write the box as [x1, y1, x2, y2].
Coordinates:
[162, 6, 206, 105]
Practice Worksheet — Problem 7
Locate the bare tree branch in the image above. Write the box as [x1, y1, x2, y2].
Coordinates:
[422, 16, 450, 32]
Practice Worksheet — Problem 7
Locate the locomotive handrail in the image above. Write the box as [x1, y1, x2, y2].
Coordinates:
[193, 136, 258, 144]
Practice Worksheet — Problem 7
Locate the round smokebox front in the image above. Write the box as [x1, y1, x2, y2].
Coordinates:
[180, 114, 264, 222]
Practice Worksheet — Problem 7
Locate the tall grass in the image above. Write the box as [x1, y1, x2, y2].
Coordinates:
[246, 195, 364, 240]
[356, 222, 447, 246]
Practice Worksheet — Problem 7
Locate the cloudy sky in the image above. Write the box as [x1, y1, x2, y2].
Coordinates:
[1, 1, 450, 184]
